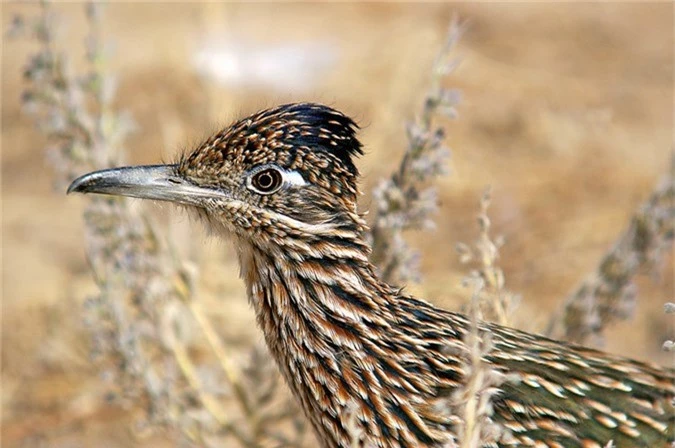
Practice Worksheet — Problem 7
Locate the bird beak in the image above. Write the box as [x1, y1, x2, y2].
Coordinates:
[67, 164, 223, 205]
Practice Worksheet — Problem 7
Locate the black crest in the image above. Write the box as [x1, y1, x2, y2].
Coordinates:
[255, 103, 363, 175]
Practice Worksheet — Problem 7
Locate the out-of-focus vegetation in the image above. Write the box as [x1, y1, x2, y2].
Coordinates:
[2, 3, 672, 447]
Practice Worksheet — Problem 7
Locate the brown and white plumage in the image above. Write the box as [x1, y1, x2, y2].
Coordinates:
[68, 103, 674, 448]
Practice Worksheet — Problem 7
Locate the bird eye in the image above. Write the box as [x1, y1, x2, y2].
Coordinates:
[249, 168, 283, 194]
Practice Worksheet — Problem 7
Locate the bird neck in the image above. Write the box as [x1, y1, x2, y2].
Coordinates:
[235, 222, 400, 442]
[234, 219, 454, 447]
[237, 221, 396, 346]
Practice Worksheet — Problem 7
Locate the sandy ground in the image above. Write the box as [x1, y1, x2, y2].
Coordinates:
[2, 3, 673, 447]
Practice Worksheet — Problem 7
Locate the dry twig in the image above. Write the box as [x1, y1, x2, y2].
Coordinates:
[369, 18, 465, 285]
[547, 172, 675, 345]
[456, 188, 520, 327]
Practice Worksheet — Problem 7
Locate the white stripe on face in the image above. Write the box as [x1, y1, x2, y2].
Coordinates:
[282, 169, 307, 187]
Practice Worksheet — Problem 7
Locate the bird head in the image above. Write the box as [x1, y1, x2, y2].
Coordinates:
[68, 103, 366, 246]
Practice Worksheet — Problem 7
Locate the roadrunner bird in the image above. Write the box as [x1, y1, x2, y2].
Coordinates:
[69, 103, 673, 447]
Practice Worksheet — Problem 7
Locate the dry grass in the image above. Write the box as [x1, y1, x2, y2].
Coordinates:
[548, 172, 675, 345]
[2, 3, 673, 447]
[370, 17, 463, 286]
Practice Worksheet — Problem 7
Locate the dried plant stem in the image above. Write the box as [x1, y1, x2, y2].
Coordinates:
[547, 172, 675, 344]
[169, 337, 229, 426]
[457, 188, 519, 326]
[166, 278, 246, 437]
[187, 300, 257, 422]
[166, 337, 251, 446]
[460, 306, 485, 448]
[450, 189, 518, 447]
[451, 279, 506, 448]
[475, 189, 509, 326]
[369, 18, 464, 285]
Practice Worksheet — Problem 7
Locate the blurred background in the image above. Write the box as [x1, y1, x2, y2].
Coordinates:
[2, 2, 673, 447]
